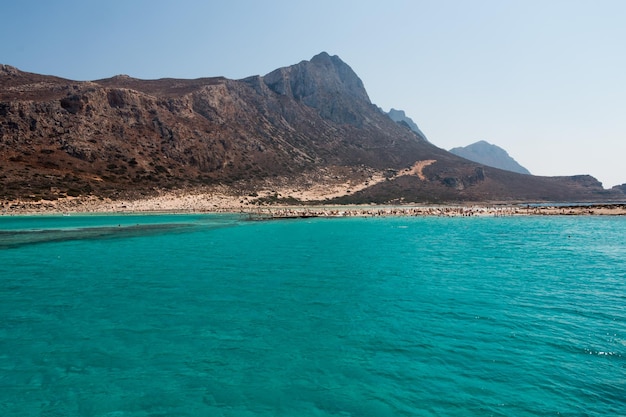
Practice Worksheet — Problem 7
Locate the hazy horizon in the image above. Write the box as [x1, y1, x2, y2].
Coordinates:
[2, 0, 624, 187]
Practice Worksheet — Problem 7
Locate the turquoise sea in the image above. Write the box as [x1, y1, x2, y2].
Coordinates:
[1, 214, 625, 416]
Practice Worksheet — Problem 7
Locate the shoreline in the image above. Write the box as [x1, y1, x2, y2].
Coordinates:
[2, 193, 626, 217]
[241, 204, 626, 219]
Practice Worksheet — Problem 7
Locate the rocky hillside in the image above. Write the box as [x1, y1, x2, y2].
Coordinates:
[0, 54, 622, 203]
[450, 140, 531, 175]
[613, 184, 626, 194]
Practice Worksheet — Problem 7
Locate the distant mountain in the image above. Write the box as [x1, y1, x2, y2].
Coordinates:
[1, 54, 621, 203]
[386, 109, 427, 141]
[449, 140, 531, 175]
[612, 184, 626, 194]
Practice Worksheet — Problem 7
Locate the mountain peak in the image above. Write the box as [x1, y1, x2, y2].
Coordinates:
[449, 141, 531, 175]
[262, 52, 370, 125]
[309, 51, 333, 64]
[387, 108, 427, 141]
[308, 52, 352, 72]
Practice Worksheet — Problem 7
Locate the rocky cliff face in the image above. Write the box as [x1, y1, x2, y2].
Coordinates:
[263, 52, 370, 126]
[0, 53, 621, 203]
[450, 140, 531, 175]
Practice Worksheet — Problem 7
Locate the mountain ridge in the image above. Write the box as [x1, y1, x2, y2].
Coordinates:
[1, 53, 622, 204]
[387, 108, 427, 141]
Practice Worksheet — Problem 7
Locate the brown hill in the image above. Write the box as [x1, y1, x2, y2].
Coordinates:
[0, 55, 622, 204]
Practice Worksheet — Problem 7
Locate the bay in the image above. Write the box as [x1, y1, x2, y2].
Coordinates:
[1, 214, 625, 416]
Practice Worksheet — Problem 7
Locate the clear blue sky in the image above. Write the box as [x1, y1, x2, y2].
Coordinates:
[2, 0, 625, 187]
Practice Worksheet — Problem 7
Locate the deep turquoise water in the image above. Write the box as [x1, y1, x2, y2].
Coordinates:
[1, 214, 625, 416]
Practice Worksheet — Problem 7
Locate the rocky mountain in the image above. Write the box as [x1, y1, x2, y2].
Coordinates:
[449, 140, 531, 175]
[0, 54, 622, 204]
[386, 108, 427, 141]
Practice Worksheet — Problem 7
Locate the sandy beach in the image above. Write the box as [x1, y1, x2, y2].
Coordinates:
[2, 187, 625, 217]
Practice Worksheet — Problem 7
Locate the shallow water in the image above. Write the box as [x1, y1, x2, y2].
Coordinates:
[1, 214, 625, 416]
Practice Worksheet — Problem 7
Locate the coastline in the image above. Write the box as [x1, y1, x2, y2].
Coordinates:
[2, 191, 626, 217]
[241, 204, 626, 218]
